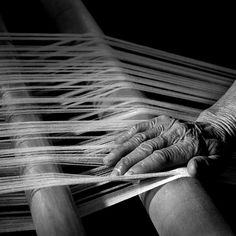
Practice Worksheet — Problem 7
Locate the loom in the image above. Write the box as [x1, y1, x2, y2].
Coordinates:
[0, 0, 236, 235]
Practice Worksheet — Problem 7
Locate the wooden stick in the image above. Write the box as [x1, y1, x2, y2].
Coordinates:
[0, 15, 85, 236]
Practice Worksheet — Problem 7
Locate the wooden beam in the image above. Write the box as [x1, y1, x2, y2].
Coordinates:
[0, 15, 85, 236]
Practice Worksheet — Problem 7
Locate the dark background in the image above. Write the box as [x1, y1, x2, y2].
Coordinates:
[0, 0, 236, 69]
[85, 1, 236, 70]
[1, 1, 236, 235]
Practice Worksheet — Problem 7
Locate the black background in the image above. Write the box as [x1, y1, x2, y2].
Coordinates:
[85, 1, 236, 69]
[0, 0, 236, 69]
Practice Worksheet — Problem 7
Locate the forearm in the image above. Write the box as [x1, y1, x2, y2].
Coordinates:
[197, 80, 236, 141]
[142, 178, 234, 236]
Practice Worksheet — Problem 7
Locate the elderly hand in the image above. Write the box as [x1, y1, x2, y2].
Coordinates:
[104, 113, 233, 177]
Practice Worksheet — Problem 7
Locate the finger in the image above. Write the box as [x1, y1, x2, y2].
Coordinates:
[116, 115, 174, 144]
[125, 139, 197, 175]
[111, 135, 168, 176]
[187, 155, 221, 178]
[104, 128, 163, 166]
[115, 120, 153, 144]
[105, 117, 176, 166]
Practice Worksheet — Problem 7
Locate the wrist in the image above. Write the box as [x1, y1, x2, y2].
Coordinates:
[196, 108, 236, 143]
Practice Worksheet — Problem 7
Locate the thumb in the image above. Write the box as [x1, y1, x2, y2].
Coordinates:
[187, 155, 221, 178]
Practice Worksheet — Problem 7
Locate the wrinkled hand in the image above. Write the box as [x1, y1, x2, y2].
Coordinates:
[104, 115, 230, 177]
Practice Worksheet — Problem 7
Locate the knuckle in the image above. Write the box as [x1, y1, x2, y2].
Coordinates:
[150, 118, 158, 128]
[151, 115, 168, 126]
[139, 141, 154, 153]
[153, 150, 169, 163]
[134, 120, 149, 131]
[168, 122, 189, 141]
[132, 123, 140, 131]
[132, 133, 146, 144]
[127, 125, 138, 135]
[158, 115, 170, 120]
[156, 135, 167, 147]
[174, 141, 197, 161]
[173, 121, 187, 131]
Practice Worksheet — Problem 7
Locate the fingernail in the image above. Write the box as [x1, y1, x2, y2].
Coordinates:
[187, 159, 198, 177]
[103, 153, 114, 165]
[124, 170, 134, 176]
[111, 168, 121, 176]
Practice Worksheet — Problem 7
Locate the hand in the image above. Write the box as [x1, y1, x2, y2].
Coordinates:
[104, 114, 231, 177]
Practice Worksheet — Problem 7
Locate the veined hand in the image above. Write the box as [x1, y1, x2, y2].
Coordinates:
[104, 114, 230, 177]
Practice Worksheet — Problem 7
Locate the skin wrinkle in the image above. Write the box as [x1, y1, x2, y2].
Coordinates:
[112, 135, 170, 175]
[206, 139, 220, 155]
[116, 118, 170, 145]
[106, 121, 169, 166]
[220, 113, 236, 137]
[128, 140, 194, 175]
[132, 133, 147, 144]
[111, 139, 155, 175]
[105, 81, 236, 177]
[106, 98, 235, 176]
[139, 141, 154, 153]
[197, 109, 236, 142]
[141, 136, 167, 151]
[118, 119, 153, 143]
